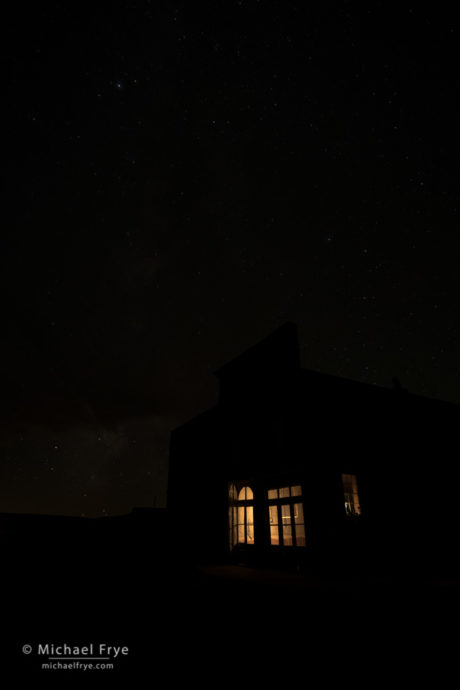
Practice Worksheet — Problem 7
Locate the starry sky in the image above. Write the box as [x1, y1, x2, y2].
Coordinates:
[2, 2, 460, 517]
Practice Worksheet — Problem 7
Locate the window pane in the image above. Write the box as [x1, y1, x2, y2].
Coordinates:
[247, 523, 254, 544]
[347, 498, 361, 516]
[342, 474, 361, 516]
[238, 506, 245, 525]
[246, 506, 254, 525]
[281, 504, 291, 522]
[291, 485, 302, 496]
[269, 505, 278, 525]
[295, 524, 306, 547]
[279, 487, 290, 498]
[293, 503, 304, 524]
[267, 489, 278, 500]
[238, 525, 245, 543]
[238, 486, 254, 501]
[270, 526, 280, 545]
[229, 483, 236, 500]
[283, 524, 293, 546]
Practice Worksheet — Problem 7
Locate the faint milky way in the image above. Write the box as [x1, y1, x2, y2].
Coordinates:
[1, 3, 460, 516]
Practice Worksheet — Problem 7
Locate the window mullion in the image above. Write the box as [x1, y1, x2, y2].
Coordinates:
[290, 502, 296, 547]
[278, 503, 282, 546]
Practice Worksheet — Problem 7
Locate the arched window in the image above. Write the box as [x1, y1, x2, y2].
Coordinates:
[237, 486, 253, 501]
[228, 483, 254, 549]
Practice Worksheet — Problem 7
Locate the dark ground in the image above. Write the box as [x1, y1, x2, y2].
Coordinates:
[2, 533, 459, 681]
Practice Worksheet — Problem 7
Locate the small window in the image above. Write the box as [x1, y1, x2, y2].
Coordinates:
[342, 474, 361, 517]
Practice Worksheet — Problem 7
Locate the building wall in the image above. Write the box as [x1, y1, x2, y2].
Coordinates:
[167, 326, 460, 575]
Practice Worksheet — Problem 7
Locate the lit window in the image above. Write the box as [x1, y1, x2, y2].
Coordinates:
[229, 484, 255, 549]
[266, 485, 306, 547]
[237, 486, 253, 501]
[342, 474, 361, 516]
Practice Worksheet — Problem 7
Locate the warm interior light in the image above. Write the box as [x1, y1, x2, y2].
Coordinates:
[283, 524, 293, 545]
[267, 487, 306, 547]
[238, 486, 254, 501]
[342, 474, 361, 516]
[270, 526, 280, 545]
[295, 524, 306, 546]
[230, 485, 255, 546]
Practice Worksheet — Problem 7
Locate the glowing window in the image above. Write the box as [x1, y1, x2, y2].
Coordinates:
[342, 474, 361, 517]
[229, 484, 255, 548]
[266, 484, 306, 547]
[238, 486, 254, 501]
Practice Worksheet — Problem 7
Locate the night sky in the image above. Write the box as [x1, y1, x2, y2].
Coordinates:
[2, 2, 460, 517]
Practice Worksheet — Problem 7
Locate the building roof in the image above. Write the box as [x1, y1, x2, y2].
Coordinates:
[213, 321, 301, 380]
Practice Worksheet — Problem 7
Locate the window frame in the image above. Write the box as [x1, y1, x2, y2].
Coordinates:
[266, 483, 306, 548]
[228, 482, 255, 549]
[341, 473, 362, 518]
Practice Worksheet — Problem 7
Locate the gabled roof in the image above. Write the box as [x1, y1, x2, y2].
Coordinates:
[213, 321, 301, 380]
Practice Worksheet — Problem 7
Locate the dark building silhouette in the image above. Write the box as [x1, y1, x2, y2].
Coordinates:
[167, 322, 460, 576]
